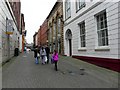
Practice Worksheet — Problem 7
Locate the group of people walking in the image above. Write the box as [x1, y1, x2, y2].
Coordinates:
[34, 45, 58, 71]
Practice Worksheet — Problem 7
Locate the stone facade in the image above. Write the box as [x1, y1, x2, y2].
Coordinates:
[47, 1, 64, 54]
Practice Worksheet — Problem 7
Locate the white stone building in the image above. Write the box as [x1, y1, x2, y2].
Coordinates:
[0, 0, 20, 63]
[63, 0, 120, 71]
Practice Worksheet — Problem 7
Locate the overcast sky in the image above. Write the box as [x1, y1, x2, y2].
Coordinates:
[21, 0, 57, 44]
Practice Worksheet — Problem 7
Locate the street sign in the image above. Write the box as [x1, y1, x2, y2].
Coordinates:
[6, 19, 13, 34]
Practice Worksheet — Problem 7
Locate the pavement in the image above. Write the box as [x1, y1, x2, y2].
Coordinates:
[2, 51, 119, 88]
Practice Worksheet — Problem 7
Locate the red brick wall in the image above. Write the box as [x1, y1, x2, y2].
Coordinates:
[21, 14, 25, 52]
[39, 19, 48, 46]
[9, 1, 21, 32]
[37, 27, 41, 47]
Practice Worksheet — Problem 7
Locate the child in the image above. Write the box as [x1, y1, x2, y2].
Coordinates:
[52, 50, 58, 71]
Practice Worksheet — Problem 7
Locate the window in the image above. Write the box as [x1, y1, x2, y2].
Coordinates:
[96, 11, 108, 46]
[76, 0, 85, 11]
[79, 21, 86, 47]
[65, 0, 71, 19]
[49, 27, 52, 42]
[53, 23, 56, 37]
[57, 18, 61, 34]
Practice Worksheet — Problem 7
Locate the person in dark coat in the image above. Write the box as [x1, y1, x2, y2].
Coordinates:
[34, 46, 39, 64]
[45, 45, 50, 64]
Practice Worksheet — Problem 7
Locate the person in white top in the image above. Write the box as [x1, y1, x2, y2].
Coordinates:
[40, 47, 46, 64]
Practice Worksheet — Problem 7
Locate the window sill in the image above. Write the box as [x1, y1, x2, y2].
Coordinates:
[78, 47, 87, 51]
[95, 46, 110, 51]
[76, 4, 86, 13]
[65, 16, 71, 21]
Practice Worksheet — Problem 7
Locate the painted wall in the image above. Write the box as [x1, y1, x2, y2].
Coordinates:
[0, 0, 20, 63]
[63, 0, 119, 59]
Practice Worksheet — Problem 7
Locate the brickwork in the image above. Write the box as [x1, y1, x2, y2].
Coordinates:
[9, 1, 21, 32]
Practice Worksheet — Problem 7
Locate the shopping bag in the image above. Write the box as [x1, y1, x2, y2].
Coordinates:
[51, 56, 54, 64]
[44, 56, 47, 63]
[37, 53, 40, 58]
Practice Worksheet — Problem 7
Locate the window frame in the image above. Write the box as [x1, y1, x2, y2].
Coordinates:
[78, 21, 86, 50]
[95, 10, 110, 51]
[65, 0, 71, 20]
[76, 0, 86, 13]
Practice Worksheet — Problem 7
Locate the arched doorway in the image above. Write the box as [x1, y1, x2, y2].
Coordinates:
[65, 29, 72, 56]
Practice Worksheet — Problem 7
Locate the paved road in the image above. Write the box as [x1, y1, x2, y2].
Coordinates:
[2, 51, 119, 88]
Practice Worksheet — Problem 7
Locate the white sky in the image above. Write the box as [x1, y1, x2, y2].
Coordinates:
[21, 0, 57, 44]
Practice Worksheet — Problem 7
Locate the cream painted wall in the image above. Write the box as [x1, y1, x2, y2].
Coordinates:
[63, 0, 119, 59]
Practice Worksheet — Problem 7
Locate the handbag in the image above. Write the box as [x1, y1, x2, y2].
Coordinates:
[37, 53, 40, 58]
[51, 56, 54, 64]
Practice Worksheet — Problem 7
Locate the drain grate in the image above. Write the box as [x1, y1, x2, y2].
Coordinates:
[79, 68, 85, 75]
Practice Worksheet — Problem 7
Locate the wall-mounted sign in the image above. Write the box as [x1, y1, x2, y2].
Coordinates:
[6, 19, 13, 34]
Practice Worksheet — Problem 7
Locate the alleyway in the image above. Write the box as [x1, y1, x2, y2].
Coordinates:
[2, 51, 118, 88]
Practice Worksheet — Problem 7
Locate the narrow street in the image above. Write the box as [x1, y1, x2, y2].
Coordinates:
[2, 51, 118, 88]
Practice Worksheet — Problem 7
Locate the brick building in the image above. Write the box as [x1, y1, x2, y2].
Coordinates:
[33, 32, 38, 48]
[21, 13, 26, 52]
[37, 26, 41, 47]
[9, 0, 21, 32]
[37, 19, 48, 48]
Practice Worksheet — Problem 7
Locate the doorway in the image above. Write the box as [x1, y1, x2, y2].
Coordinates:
[69, 39, 72, 56]
[65, 29, 72, 56]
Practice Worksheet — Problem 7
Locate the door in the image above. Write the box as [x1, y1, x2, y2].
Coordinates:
[69, 39, 72, 56]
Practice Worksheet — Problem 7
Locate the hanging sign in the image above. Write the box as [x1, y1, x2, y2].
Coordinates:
[6, 19, 13, 34]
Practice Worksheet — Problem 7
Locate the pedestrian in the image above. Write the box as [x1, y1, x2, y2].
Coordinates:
[52, 50, 58, 71]
[45, 45, 50, 64]
[40, 47, 46, 65]
[34, 46, 39, 64]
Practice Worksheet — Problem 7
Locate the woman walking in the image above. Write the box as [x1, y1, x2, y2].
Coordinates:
[52, 50, 58, 71]
[40, 47, 46, 64]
